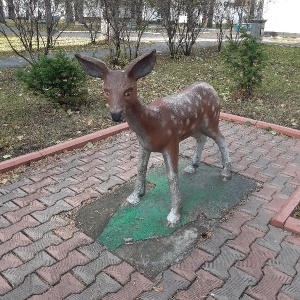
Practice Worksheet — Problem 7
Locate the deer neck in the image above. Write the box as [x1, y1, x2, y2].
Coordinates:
[125, 97, 155, 145]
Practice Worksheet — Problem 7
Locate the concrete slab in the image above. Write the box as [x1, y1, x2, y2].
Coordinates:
[75, 161, 256, 279]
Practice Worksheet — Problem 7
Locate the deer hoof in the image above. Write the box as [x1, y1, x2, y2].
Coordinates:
[121, 201, 133, 207]
[183, 165, 196, 174]
[126, 192, 141, 205]
[166, 210, 180, 228]
[220, 170, 232, 181]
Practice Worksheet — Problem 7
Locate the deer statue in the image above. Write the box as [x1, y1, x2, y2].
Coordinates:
[75, 50, 231, 228]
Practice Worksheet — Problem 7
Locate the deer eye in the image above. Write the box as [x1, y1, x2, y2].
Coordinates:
[124, 89, 132, 97]
[104, 90, 110, 97]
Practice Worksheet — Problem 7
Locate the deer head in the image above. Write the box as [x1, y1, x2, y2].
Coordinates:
[75, 50, 157, 122]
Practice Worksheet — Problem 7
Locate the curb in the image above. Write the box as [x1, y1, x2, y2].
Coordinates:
[1, 113, 300, 175]
[220, 113, 300, 139]
[270, 187, 300, 235]
[0, 123, 129, 174]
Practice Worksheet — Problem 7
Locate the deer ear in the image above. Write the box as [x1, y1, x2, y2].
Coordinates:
[126, 50, 156, 80]
[75, 54, 109, 79]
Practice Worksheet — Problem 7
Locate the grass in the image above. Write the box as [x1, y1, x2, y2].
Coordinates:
[0, 44, 299, 164]
[0, 35, 108, 58]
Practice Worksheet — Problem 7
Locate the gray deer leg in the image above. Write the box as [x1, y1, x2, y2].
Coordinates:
[163, 147, 181, 228]
[126, 144, 150, 205]
[214, 134, 232, 181]
[184, 134, 207, 174]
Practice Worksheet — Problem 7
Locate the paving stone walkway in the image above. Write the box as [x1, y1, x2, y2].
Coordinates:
[0, 120, 300, 300]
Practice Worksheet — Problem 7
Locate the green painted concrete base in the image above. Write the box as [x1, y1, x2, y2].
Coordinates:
[98, 163, 256, 250]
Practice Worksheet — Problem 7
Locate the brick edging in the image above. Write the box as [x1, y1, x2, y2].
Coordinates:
[270, 187, 300, 234]
[220, 113, 300, 138]
[1, 113, 300, 174]
[0, 123, 129, 174]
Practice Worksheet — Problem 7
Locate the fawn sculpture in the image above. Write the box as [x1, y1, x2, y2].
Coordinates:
[75, 50, 231, 228]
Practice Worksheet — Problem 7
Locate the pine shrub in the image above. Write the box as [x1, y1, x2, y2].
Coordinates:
[222, 31, 266, 98]
[17, 52, 88, 106]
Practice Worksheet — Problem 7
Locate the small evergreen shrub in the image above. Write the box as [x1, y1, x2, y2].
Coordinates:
[17, 52, 88, 106]
[222, 31, 266, 98]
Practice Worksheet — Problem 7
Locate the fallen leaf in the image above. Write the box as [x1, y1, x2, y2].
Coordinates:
[12, 174, 19, 180]
[86, 142, 93, 149]
[123, 237, 133, 242]
[153, 286, 164, 292]
[1, 178, 8, 184]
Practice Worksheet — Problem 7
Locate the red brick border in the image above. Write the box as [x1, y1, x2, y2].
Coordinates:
[220, 113, 300, 138]
[0, 123, 129, 174]
[270, 187, 300, 235]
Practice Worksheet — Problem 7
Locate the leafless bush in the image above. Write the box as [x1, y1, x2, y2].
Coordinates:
[0, 0, 70, 64]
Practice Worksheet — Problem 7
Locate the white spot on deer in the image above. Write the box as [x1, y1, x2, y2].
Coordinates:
[212, 105, 215, 112]
[186, 119, 190, 126]
[167, 129, 172, 136]
[151, 106, 159, 112]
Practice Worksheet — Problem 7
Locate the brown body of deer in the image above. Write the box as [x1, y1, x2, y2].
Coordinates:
[75, 50, 231, 228]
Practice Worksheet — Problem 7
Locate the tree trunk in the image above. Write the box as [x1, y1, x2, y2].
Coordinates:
[0, 0, 5, 22]
[65, 0, 74, 23]
[249, 0, 256, 22]
[74, 0, 84, 23]
[207, 0, 215, 28]
[7, 0, 15, 19]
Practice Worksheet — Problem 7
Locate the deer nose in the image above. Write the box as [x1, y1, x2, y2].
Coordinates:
[110, 111, 123, 122]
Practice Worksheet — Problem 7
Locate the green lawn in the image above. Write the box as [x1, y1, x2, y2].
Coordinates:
[0, 35, 107, 58]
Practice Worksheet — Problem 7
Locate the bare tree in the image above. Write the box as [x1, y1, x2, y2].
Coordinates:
[80, 0, 102, 44]
[213, 0, 232, 52]
[0, 0, 71, 64]
[122, 0, 159, 59]
[101, 0, 158, 65]
[101, 0, 123, 64]
[160, 0, 206, 58]
[181, 0, 207, 56]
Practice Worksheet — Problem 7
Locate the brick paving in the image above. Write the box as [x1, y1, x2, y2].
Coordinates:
[0, 121, 300, 299]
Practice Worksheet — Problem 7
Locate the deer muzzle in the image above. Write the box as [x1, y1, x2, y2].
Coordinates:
[110, 111, 124, 122]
